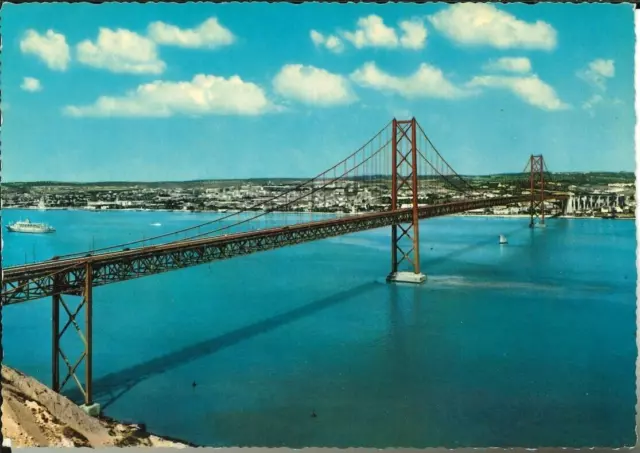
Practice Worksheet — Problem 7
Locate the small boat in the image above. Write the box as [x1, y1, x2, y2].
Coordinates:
[499, 234, 508, 244]
[6, 218, 56, 234]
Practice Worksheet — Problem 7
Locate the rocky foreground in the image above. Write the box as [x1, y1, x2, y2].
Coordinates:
[1, 365, 192, 447]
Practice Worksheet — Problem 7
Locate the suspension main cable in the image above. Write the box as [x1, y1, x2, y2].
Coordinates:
[161, 138, 392, 245]
[417, 149, 470, 195]
[416, 122, 475, 192]
[55, 121, 393, 259]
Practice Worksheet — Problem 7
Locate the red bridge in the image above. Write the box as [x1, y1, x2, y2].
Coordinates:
[1, 118, 567, 414]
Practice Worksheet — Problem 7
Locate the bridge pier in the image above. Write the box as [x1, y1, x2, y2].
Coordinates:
[387, 271, 427, 284]
[386, 118, 426, 285]
[52, 262, 100, 416]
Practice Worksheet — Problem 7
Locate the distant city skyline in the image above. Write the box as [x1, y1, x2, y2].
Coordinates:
[2, 2, 635, 182]
[2, 169, 636, 185]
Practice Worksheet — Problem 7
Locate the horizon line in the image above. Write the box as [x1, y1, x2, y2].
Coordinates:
[2, 170, 636, 186]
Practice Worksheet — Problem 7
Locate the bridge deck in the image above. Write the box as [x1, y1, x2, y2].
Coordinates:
[3, 195, 548, 304]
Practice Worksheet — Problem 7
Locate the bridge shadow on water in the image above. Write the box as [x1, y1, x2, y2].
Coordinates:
[64, 221, 551, 409]
[64, 281, 379, 409]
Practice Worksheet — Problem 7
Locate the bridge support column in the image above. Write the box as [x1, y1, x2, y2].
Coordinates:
[526, 155, 546, 228]
[52, 263, 100, 416]
[387, 118, 426, 284]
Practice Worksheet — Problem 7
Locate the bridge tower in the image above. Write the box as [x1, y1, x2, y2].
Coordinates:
[52, 263, 100, 416]
[387, 118, 426, 284]
[526, 154, 546, 228]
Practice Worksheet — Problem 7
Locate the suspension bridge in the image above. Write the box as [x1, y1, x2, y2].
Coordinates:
[2, 118, 568, 414]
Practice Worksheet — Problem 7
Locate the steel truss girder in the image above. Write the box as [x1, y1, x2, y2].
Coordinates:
[3, 195, 540, 305]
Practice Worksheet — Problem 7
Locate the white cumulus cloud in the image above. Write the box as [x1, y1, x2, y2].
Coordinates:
[21, 77, 42, 92]
[483, 57, 532, 74]
[350, 62, 470, 100]
[62, 74, 273, 118]
[310, 30, 344, 54]
[582, 93, 604, 115]
[273, 64, 356, 107]
[341, 15, 427, 50]
[590, 59, 615, 78]
[148, 17, 235, 49]
[343, 15, 398, 49]
[577, 59, 615, 91]
[398, 19, 428, 50]
[76, 28, 166, 75]
[577, 59, 616, 113]
[428, 4, 557, 50]
[467, 74, 569, 111]
[20, 29, 71, 71]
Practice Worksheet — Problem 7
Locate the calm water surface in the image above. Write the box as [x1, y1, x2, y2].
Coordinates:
[3, 209, 636, 447]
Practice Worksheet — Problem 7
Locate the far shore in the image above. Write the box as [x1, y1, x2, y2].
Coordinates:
[3, 206, 635, 221]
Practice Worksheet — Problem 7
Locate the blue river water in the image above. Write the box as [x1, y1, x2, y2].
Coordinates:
[2, 208, 637, 447]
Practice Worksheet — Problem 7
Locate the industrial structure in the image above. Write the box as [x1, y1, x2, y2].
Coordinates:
[1, 118, 567, 415]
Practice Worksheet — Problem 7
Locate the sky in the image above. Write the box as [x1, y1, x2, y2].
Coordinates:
[2, 2, 636, 182]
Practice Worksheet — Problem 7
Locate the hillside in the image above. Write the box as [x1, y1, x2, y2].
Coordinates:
[1, 365, 191, 448]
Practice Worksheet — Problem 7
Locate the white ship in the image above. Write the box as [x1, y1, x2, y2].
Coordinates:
[6, 219, 56, 234]
[499, 234, 508, 244]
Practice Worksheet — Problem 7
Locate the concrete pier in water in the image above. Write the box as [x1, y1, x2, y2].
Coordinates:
[387, 271, 427, 284]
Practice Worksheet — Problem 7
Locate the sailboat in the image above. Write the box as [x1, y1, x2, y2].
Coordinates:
[37, 197, 47, 211]
[499, 234, 508, 245]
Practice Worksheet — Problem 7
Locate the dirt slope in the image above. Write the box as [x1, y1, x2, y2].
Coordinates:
[1, 365, 191, 448]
